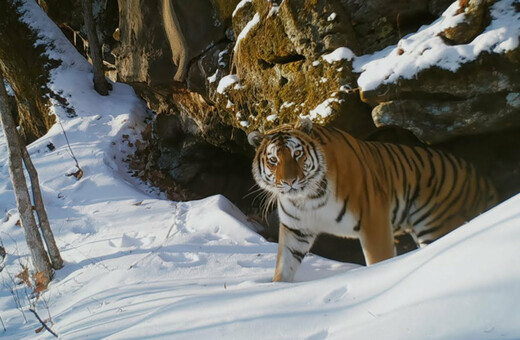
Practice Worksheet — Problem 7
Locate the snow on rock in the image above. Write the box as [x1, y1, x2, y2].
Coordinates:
[322, 47, 355, 63]
[301, 98, 342, 121]
[355, 0, 520, 91]
[234, 12, 261, 52]
[232, 0, 253, 18]
[217, 74, 240, 94]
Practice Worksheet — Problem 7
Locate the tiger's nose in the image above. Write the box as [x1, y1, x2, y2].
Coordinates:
[281, 178, 297, 186]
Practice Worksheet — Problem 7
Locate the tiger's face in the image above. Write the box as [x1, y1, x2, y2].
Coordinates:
[248, 119, 325, 197]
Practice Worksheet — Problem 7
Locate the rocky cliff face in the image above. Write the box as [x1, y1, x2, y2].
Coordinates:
[0, 0, 57, 143]
[36, 0, 520, 260]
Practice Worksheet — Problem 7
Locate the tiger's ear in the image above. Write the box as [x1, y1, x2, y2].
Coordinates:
[296, 118, 313, 134]
[248, 131, 265, 149]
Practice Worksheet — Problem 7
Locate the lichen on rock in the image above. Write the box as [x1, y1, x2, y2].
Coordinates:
[212, 0, 370, 135]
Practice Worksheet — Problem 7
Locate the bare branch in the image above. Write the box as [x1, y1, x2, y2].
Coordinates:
[29, 308, 58, 338]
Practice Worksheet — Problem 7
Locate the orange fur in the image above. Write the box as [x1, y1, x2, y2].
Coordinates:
[249, 121, 498, 281]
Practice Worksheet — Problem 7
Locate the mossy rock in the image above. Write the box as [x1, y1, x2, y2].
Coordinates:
[214, 0, 369, 135]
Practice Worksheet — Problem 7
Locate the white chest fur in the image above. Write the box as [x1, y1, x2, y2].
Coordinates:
[277, 190, 359, 238]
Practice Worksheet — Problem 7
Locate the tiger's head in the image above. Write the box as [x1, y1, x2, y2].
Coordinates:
[248, 119, 326, 197]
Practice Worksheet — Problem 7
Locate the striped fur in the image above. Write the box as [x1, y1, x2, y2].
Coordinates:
[249, 119, 498, 282]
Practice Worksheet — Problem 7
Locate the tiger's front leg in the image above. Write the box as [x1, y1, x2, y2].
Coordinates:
[273, 223, 317, 282]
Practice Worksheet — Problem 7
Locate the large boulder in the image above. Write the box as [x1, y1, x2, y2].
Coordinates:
[358, 0, 520, 143]
[212, 0, 373, 136]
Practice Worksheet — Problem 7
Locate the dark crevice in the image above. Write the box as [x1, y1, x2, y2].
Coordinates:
[258, 54, 305, 69]
[186, 36, 232, 82]
[258, 59, 274, 69]
[388, 91, 469, 102]
[270, 54, 305, 64]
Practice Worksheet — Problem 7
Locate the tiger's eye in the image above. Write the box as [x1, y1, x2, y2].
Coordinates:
[294, 150, 302, 158]
[269, 157, 278, 164]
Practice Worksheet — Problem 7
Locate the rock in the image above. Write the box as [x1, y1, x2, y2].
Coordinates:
[213, 0, 374, 137]
[439, 0, 492, 45]
[0, 0, 56, 143]
[373, 92, 520, 143]
[362, 49, 520, 143]
[340, 0, 452, 54]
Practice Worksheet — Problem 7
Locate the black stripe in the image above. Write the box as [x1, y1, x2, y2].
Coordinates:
[410, 146, 425, 168]
[311, 129, 325, 145]
[353, 212, 362, 232]
[368, 143, 389, 189]
[394, 144, 413, 171]
[399, 155, 422, 226]
[417, 224, 442, 238]
[308, 177, 328, 199]
[414, 204, 438, 226]
[429, 166, 470, 225]
[335, 130, 363, 163]
[384, 145, 408, 205]
[409, 186, 438, 219]
[423, 148, 437, 188]
[279, 202, 300, 221]
[391, 192, 400, 225]
[282, 223, 313, 240]
[289, 248, 306, 262]
[287, 198, 303, 210]
[256, 152, 264, 179]
[434, 150, 446, 196]
[375, 144, 394, 189]
[336, 196, 349, 223]
[306, 142, 319, 173]
[381, 144, 401, 180]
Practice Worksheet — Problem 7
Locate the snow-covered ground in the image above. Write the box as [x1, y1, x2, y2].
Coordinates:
[1, 1, 520, 339]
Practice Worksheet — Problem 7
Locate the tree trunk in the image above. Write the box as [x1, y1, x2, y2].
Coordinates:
[81, 0, 110, 96]
[0, 72, 53, 281]
[19, 144, 63, 270]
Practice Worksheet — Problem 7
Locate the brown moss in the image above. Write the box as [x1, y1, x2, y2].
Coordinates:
[215, 0, 369, 135]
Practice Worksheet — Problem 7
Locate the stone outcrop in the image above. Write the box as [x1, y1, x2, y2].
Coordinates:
[361, 3, 520, 144]
[212, 0, 374, 136]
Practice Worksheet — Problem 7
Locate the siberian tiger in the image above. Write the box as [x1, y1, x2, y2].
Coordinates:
[248, 119, 498, 282]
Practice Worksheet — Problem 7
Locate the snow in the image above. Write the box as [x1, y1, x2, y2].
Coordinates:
[207, 70, 219, 83]
[301, 98, 342, 121]
[1, 1, 520, 339]
[266, 114, 278, 122]
[327, 13, 337, 22]
[234, 13, 261, 52]
[322, 47, 355, 63]
[216, 74, 239, 94]
[355, 0, 520, 91]
[232, 0, 253, 18]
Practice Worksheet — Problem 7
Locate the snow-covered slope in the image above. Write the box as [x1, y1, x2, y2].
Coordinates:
[1, 1, 520, 339]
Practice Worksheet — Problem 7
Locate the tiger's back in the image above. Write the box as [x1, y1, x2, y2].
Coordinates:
[313, 125, 498, 245]
[248, 120, 498, 281]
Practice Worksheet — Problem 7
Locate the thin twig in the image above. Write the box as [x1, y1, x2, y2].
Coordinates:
[2, 272, 27, 322]
[58, 120, 81, 170]
[0, 313, 6, 332]
[29, 308, 58, 338]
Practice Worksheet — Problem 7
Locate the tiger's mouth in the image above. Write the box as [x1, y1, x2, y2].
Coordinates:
[278, 183, 306, 195]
